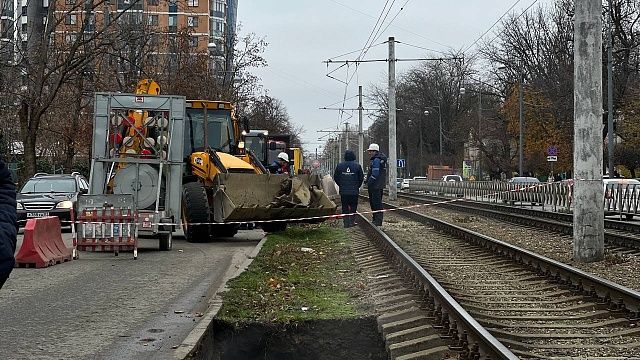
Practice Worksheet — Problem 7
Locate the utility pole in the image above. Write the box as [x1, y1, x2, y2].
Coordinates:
[358, 86, 364, 168]
[573, 0, 604, 262]
[607, 6, 614, 178]
[477, 92, 482, 180]
[388, 37, 397, 201]
[519, 72, 525, 176]
[344, 122, 349, 151]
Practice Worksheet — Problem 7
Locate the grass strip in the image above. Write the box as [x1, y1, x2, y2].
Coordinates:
[217, 224, 367, 323]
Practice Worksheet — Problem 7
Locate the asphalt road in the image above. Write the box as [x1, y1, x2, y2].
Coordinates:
[0, 230, 263, 360]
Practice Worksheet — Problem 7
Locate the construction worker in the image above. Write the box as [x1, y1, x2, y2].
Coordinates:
[269, 152, 290, 174]
[0, 157, 16, 290]
[333, 149, 364, 228]
[366, 143, 387, 226]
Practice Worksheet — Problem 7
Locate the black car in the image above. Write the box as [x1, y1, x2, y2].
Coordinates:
[17, 173, 89, 227]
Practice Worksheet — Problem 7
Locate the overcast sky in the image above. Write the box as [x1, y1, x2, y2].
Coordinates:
[237, 0, 555, 153]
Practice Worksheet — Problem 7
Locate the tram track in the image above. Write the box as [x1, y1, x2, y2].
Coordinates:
[394, 191, 640, 254]
[353, 196, 640, 358]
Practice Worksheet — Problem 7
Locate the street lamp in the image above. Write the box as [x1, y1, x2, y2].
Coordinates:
[424, 107, 442, 159]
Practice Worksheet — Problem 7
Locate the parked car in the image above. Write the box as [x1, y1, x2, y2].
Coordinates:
[401, 178, 412, 190]
[412, 176, 427, 181]
[504, 176, 541, 205]
[16, 172, 89, 227]
[442, 175, 462, 182]
[508, 176, 540, 184]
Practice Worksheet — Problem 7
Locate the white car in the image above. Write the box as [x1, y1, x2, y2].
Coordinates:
[442, 175, 462, 182]
[401, 178, 412, 190]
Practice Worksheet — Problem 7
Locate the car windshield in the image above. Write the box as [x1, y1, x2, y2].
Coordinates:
[21, 178, 77, 193]
[245, 136, 266, 161]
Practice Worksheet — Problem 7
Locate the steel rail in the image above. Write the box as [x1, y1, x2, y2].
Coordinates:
[377, 199, 640, 318]
[355, 212, 519, 359]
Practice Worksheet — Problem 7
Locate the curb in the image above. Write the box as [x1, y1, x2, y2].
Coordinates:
[172, 235, 269, 359]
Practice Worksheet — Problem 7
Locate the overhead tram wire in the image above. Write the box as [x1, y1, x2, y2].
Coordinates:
[371, 0, 411, 44]
[484, 0, 541, 46]
[462, 0, 524, 54]
[328, 0, 454, 50]
[333, 0, 394, 130]
[397, 41, 452, 56]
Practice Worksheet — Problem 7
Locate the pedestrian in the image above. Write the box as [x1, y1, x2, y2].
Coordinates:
[0, 157, 17, 290]
[333, 149, 364, 228]
[268, 152, 290, 174]
[365, 143, 387, 226]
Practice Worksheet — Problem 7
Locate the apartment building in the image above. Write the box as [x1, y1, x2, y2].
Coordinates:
[3, 0, 237, 73]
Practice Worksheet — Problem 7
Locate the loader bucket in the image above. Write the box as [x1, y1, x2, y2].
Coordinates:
[211, 173, 337, 223]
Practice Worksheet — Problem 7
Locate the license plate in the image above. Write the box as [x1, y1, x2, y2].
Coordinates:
[142, 221, 152, 228]
[27, 212, 49, 218]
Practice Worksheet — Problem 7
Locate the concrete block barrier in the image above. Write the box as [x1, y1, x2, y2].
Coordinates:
[15, 216, 73, 268]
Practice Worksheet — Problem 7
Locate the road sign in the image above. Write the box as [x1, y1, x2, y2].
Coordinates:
[397, 159, 406, 168]
[547, 146, 557, 156]
[312, 160, 320, 168]
[547, 156, 558, 162]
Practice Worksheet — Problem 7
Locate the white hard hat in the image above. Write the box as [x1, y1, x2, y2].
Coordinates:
[277, 152, 289, 162]
[367, 143, 380, 151]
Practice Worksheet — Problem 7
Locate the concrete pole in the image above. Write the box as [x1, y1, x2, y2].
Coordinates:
[358, 86, 364, 168]
[477, 92, 482, 180]
[573, 0, 604, 262]
[388, 37, 397, 200]
[607, 7, 614, 178]
[438, 106, 443, 157]
[419, 115, 423, 175]
[345, 122, 349, 151]
[519, 73, 525, 176]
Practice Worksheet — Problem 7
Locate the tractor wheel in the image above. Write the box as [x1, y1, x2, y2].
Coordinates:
[182, 182, 211, 242]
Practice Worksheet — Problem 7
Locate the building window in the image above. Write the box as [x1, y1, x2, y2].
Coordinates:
[147, 14, 158, 26]
[189, 36, 198, 47]
[168, 15, 177, 32]
[65, 33, 77, 43]
[21, 6, 26, 16]
[214, 0, 224, 13]
[187, 0, 198, 6]
[65, 14, 77, 25]
[147, 0, 158, 5]
[21, 23, 27, 32]
[65, 0, 76, 4]
[187, 16, 198, 27]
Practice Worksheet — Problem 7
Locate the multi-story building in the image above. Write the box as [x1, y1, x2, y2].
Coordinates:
[9, 0, 237, 77]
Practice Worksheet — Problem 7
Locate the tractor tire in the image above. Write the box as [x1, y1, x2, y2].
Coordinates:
[182, 182, 211, 243]
[261, 222, 287, 233]
[211, 224, 239, 238]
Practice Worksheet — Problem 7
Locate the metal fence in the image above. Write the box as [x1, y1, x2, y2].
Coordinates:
[407, 180, 640, 218]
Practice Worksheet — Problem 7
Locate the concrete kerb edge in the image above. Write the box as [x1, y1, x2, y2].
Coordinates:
[172, 236, 269, 359]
